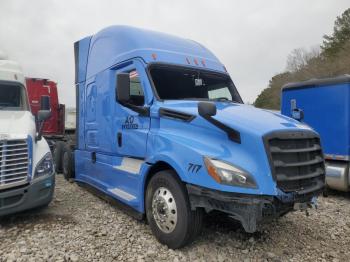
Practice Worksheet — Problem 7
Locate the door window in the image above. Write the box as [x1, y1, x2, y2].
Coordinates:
[129, 70, 144, 106]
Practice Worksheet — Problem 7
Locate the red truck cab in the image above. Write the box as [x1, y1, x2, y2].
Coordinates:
[25, 78, 76, 176]
[26, 78, 65, 137]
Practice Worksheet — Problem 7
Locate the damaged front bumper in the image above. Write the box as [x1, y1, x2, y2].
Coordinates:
[186, 184, 322, 233]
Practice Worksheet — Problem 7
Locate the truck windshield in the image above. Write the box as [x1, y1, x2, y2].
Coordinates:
[149, 66, 243, 103]
[0, 83, 29, 110]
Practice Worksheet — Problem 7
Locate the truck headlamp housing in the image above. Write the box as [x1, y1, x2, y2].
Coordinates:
[34, 153, 54, 179]
[204, 157, 257, 188]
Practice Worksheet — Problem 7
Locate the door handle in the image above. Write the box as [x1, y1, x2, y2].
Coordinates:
[91, 152, 96, 163]
[117, 132, 122, 147]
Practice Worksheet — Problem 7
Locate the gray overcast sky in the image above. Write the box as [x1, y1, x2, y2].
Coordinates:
[0, 0, 349, 106]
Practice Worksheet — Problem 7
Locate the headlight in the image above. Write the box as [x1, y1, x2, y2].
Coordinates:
[204, 157, 257, 188]
[34, 153, 54, 179]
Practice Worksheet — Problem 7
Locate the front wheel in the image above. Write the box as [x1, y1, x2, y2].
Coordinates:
[145, 170, 203, 249]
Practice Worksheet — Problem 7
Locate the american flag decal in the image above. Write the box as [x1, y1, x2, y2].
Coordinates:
[129, 70, 139, 79]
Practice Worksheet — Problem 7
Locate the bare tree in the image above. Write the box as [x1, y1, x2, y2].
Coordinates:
[286, 46, 320, 72]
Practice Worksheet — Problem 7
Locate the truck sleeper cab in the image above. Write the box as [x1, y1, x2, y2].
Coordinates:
[74, 26, 325, 248]
[0, 57, 55, 216]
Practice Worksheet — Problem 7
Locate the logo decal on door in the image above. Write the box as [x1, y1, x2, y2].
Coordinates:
[122, 116, 138, 129]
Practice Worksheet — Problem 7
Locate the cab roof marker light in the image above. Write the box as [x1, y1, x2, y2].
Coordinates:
[151, 53, 157, 60]
[201, 59, 206, 67]
[193, 58, 199, 66]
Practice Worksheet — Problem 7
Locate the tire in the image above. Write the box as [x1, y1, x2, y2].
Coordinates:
[62, 145, 75, 181]
[323, 186, 329, 197]
[53, 141, 65, 173]
[145, 170, 203, 249]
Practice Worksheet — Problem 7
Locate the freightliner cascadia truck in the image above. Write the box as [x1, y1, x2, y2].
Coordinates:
[281, 75, 350, 192]
[0, 54, 55, 216]
[72, 26, 325, 248]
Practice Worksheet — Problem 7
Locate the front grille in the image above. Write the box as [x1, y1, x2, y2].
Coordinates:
[0, 139, 29, 189]
[264, 131, 325, 194]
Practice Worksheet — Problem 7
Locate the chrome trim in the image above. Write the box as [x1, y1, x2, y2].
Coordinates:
[108, 187, 136, 201]
[113, 157, 143, 175]
[0, 138, 29, 190]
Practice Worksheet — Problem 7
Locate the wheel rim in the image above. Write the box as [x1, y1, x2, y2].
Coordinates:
[152, 187, 177, 233]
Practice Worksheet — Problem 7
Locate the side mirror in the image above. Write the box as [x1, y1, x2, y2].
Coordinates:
[37, 110, 51, 122]
[292, 108, 304, 121]
[116, 73, 130, 103]
[198, 102, 217, 118]
[40, 95, 50, 111]
[36, 95, 51, 142]
[36, 110, 51, 142]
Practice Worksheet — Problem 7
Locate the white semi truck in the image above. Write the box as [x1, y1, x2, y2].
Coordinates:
[0, 53, 55, 215]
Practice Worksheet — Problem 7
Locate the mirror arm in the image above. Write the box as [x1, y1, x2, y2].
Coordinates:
[35, 121, 45, 142]
[201, 114, 241, 144]
[198, 102, 241, 144]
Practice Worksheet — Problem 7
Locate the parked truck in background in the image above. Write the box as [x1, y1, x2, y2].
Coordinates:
[61, 107, 76, 178]
[26, 78, 65, 140]
[0, 54, 55, 216]
[71, 26, 325, 248]
[25, 78, 76, 175]
[281, 75, 350, 192]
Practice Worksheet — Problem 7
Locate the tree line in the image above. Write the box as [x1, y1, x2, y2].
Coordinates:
[254, 8, 350, 109]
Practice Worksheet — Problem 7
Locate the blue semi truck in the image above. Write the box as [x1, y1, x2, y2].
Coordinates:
[69, 26, 325, 248]
[281, 75, 350, 192]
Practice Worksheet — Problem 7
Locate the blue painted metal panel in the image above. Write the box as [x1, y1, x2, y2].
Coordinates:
[76, 81, 85, 150]
[85, 25, 226, 81]
[281, 81, 350, 157]
[75, 36, 92, 84]
[146, 101, 313, 196]
[75, 149, 151, 212]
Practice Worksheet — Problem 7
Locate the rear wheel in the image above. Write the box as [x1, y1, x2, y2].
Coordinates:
[62, 145, 75, 181]
[323, 186, 329, 197]
[53, 141, 65, 173]
[145, 170, 203, 249]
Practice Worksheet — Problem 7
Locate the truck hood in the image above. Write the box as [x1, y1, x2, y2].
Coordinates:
[159, 100, 313, 135]
[0, 111, 36, 139]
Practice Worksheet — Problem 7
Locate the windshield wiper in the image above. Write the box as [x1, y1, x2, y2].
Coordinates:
[182, 98, 206, 101]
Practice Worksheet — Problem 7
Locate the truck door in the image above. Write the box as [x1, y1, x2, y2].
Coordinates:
[115, 64, 150, 159]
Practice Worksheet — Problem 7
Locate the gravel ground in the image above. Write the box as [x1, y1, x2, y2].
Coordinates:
[1, 175, 350, 262]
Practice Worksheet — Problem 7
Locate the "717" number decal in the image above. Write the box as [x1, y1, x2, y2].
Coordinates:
[188, 163, 202, 174]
